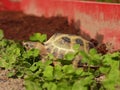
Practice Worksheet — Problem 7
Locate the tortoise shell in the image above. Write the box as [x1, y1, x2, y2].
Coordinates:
[44, 33, 93, 58]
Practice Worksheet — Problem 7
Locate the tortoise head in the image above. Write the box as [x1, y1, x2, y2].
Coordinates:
[22, 41, 48, 56]
[22, 41, 38, 50]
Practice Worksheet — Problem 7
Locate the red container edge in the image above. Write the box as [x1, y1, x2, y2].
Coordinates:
[0, 0, 120, 51]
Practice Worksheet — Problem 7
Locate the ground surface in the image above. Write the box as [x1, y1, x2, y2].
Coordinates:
[0, 11, 81, 90]
[0, 68, 25, 90]
[0, 11, 108, 90]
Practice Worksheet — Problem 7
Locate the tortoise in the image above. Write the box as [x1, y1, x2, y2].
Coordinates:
[22, 33, 94, 67]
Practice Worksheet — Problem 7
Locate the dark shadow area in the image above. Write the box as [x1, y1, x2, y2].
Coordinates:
[73, 20, 109, 54]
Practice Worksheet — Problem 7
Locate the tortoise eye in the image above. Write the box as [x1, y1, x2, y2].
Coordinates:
[24, 43, 30, 47]
[23, 42, 34, 49]
[75, 38, 84, 46]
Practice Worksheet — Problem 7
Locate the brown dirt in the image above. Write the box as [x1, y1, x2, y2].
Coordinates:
[0, 11, 80, 41]
[0, 68, 25, 90]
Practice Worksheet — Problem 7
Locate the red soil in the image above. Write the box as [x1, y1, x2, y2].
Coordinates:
[0, 11, 108, 54]
[0, 11, 80, 41]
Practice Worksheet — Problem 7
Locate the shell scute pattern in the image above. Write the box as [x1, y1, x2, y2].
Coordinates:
[44, 33, 91, 59]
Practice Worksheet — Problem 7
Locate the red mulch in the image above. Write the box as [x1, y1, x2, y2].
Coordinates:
[0, 11, 108, 54]
[0, 11, 81, 41]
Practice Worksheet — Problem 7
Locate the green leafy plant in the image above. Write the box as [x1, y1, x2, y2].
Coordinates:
[0, 30, 120, 90]
[29, 33, 47, 43]
[0, 29, 4, 40]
